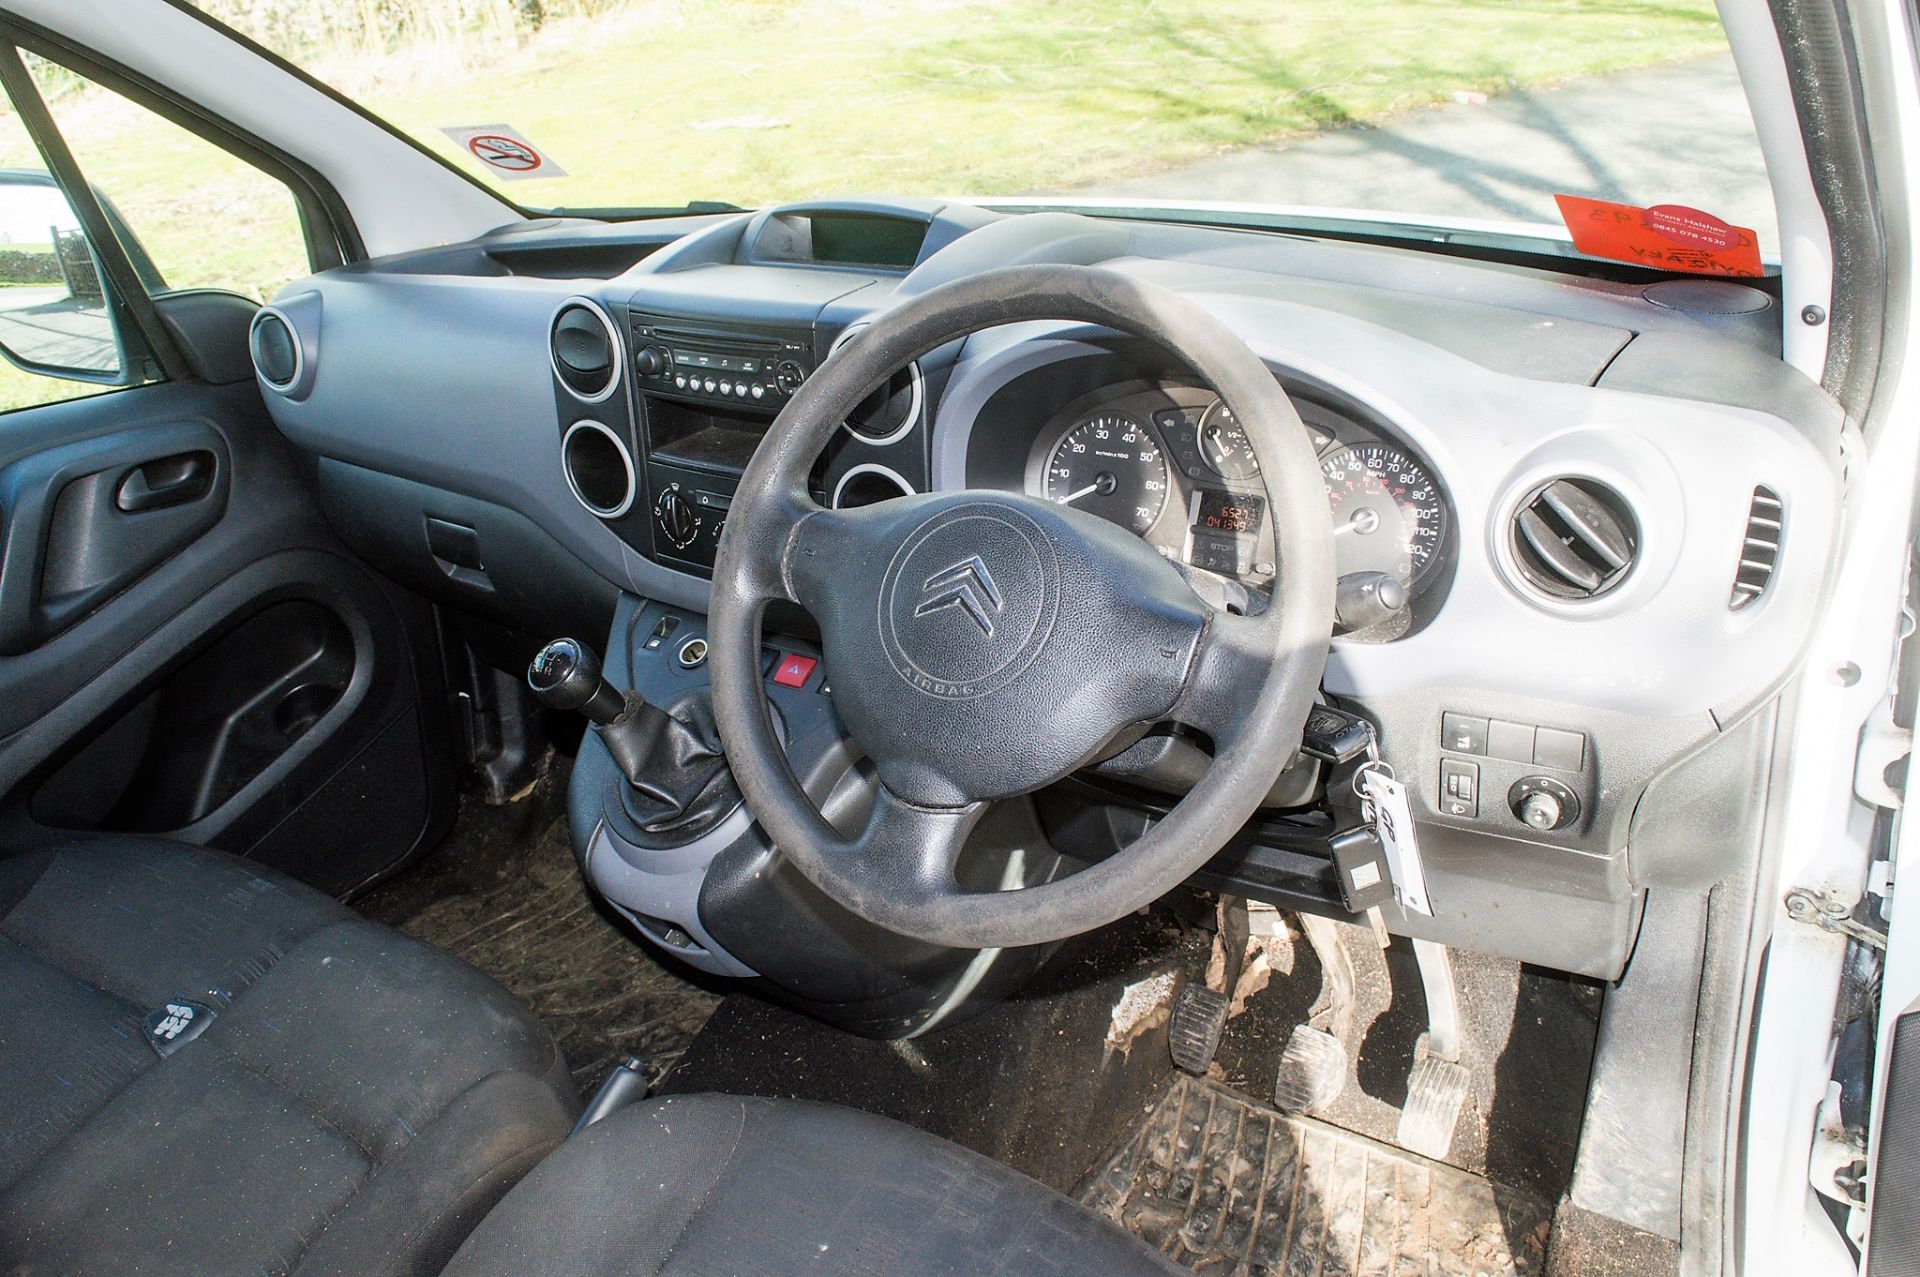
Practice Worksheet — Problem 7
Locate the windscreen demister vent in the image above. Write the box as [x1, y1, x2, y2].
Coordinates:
[1509, 477, 1638, 601]
[1729, 485, 1783, 611]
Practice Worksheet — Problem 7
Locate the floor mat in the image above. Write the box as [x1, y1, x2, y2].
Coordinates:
[355, 761, 723, 1091]
[1210, 917, 1600, 1202]
[660, 904, 1210, 1192]
[1080, 1075, 1551, 1275]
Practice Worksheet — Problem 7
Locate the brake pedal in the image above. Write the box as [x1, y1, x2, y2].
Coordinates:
[1168, 984, 1230, 1074]
[1274, 1024, 1347, 1113]
[1271, 913, 1357, 1113]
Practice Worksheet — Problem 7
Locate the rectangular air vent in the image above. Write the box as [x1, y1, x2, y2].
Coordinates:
[1730, 485, 1783, 611]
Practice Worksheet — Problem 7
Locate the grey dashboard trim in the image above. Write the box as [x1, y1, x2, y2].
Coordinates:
[933, 287, 1841, 722]
[584, 819, 759, 979]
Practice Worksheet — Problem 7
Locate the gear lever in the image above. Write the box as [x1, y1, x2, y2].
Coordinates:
[527, 637, 742, 845]
[528, 637, 665, 784]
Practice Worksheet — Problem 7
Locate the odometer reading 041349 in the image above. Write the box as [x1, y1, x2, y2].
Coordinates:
[1320, 443, 1445, 586]
[1044, 413, 1171, 535]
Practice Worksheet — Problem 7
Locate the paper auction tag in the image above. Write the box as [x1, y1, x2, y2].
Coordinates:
[1554, 195, 1762, 277]
[1360, 767, 1434, 917]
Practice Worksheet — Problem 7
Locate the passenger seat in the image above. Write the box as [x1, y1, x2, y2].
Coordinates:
[0, 838, 577, 1276]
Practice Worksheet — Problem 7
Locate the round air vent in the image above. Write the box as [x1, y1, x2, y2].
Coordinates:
[561, 421, 636, 518]
[829, 325, 922, 444]
[831, 463, 915, 509]
[249, 308, 300, 390]
[1508, 477, 1638, 601]
[550, 300, 621, 402]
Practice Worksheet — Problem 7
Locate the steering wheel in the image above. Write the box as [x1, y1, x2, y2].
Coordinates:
[710, 265, 1335, 949]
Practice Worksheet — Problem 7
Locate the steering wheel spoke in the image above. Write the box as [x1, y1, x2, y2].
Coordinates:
[781, 501, 872, 611]
[1173, 609, 1270, 747]
[835, 784, 989, 908]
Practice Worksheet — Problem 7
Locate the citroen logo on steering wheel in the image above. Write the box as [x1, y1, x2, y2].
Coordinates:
[914, 555, 1004, 637]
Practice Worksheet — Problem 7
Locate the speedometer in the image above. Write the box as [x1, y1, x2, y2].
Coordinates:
[1043, 414, 1171, 535]
[1321, 443, 1445, 586]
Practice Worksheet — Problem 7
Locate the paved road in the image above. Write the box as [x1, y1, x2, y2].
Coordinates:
[1074, 54, 1776, 245]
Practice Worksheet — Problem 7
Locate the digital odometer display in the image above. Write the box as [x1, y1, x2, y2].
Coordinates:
[1195, 488, 1266, 536]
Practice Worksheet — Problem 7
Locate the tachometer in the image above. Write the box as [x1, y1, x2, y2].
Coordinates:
[1044, 414, 1171, 535]
[1321, 443, 1445, 586]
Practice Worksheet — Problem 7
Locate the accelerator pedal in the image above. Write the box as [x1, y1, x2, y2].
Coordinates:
[1397, 1050, 1471, 1159]
[1273, 1024, 1347, 1114]
[1168, 984, 1230, 1075]
[1395, 937, 1470, 1158]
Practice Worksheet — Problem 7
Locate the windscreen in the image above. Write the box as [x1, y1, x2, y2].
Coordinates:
[194, 1, 1775, 252]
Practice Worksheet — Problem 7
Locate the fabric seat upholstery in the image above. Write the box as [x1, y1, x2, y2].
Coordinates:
[442, 1092, 1184, 1276]
[0, 838, 577, 1277]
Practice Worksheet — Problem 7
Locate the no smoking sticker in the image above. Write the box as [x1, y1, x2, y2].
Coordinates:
[439, 124, 567, 181]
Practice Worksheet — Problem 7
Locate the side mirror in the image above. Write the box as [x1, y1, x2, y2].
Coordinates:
[0, 168, 130, 385]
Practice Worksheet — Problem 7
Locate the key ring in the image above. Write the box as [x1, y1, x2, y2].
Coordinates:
[1350, 757, 1393, 805]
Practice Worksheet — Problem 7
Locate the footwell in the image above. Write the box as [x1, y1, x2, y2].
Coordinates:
[355, 764, 722, 1090]
[1081, 1074, 1551, 1275]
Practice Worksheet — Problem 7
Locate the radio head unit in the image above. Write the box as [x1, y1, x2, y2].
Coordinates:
[629, 316, 815, 409]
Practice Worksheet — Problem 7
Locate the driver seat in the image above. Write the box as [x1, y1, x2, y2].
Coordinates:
[442, 1092, 1183, 1276]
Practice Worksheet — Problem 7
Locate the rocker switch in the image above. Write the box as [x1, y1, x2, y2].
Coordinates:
[1439, 759, 1479, 818]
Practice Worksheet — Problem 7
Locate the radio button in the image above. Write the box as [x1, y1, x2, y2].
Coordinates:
[702, 378, 717, 393]
[720, 381, 733, 395]
[750, 384, 766, 399]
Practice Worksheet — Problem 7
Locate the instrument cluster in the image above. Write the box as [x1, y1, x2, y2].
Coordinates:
[1021, 384, 1452, 633]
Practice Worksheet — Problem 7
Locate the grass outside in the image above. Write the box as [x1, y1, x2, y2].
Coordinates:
[0, 0, 1729, 412]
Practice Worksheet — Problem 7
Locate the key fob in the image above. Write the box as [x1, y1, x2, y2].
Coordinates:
[1328, 824, 1395, 912]
[1301, 704, 1376, 765]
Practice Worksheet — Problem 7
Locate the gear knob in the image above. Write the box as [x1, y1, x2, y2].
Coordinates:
[528, 637, 627, 725]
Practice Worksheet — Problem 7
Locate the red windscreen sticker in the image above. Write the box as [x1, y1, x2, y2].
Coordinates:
[1554, 195, 1763, 277]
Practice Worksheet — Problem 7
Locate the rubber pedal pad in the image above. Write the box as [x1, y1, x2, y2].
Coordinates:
[1168, 984, 1230, 1075]
[1397, 1054, 1471, 1159]
[1273, 1024, 1348, 1114]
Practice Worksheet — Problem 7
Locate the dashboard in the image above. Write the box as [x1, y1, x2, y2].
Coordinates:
[251, 196, 1848, 982]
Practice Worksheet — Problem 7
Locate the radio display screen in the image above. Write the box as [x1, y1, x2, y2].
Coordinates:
[1195, 488, 1265, 536]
